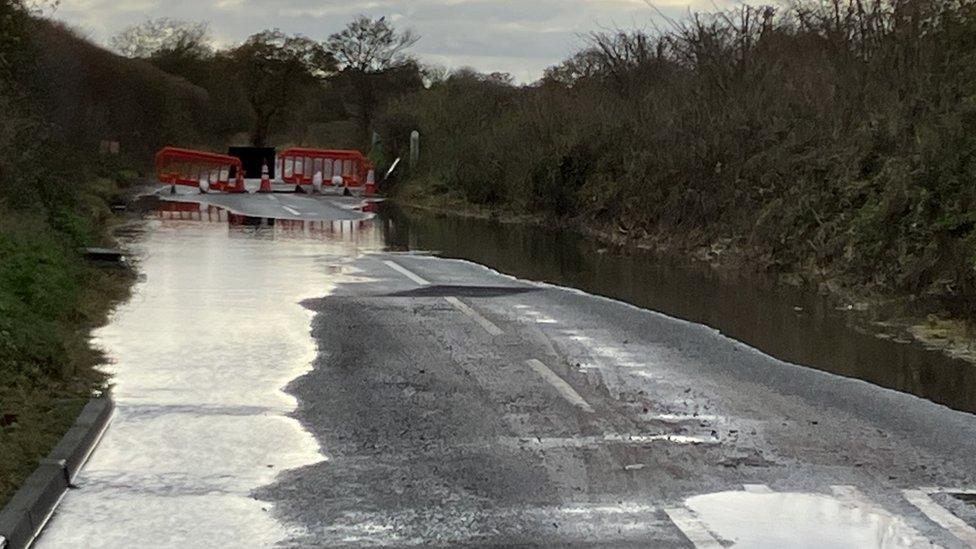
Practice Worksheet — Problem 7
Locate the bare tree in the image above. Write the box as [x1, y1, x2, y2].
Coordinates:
[326, 15, 419, 72]
[326, 16, 421, 143]
[110, 18, 212, 59]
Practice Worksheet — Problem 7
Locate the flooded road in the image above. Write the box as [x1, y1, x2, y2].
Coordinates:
[37, 206, 383, 546]
[378, 205, 976, 415]
[683, 489, 932, 548]
[34, 195, 976, 547]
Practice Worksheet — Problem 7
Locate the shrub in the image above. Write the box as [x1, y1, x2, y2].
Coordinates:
[380, 0, 976, 302]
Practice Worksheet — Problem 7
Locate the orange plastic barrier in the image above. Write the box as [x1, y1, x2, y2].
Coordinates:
[279, 148, 375, 193]
[155, 147, 245, 193]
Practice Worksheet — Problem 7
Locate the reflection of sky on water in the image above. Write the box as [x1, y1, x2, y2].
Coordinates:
[38, 216, 385, 547]
[686, 490, 933, 548]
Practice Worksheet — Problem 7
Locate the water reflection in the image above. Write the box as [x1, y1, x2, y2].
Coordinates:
[377, 204, 976, 414]
[686, 491, 930, 548]
[154, 199, 378, 242]
[38, 201, 385, 547]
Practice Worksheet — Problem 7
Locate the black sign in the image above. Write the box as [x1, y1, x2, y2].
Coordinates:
[228, 147, 277, 179]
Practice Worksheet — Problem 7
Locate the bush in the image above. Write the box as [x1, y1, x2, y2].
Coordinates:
[381, 0, 976, 304]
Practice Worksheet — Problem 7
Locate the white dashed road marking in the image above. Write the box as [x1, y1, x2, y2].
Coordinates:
[498, 433, 717, 449]
[282, 205, 302, 216]
[444, 296, 504, 336]
[383, 261, 593, 411]
[904, 489, 976, 546]
[830, 485, 937, 546]
[381, 258, 970, 547]
[664, 507, 723, 549]
[383, 260, 503, 336]
[384, 260, 430, 285]
[524, 359, 594, 413]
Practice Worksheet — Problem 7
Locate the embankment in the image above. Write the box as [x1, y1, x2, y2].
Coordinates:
[380, 0, 976, 349]
[0, 5, 231, 507]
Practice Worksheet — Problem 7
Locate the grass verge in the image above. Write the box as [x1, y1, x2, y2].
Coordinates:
[0, 188, 136, 509]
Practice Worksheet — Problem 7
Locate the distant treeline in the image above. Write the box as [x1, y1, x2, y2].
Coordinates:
[3, 14, 425, 164]
[380, 0, 976, 312]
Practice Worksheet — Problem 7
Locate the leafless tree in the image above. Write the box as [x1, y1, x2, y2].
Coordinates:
[326, 16, 422, 144]
[326, 15, 419, 72]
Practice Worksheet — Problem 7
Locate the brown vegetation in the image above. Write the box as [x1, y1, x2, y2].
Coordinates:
[380, 0, 976, 316]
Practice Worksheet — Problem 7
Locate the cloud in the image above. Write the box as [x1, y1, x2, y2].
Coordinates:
[49, 0, 722, 82]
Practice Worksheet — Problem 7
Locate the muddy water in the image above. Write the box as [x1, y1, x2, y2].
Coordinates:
[378, 204, 976, 415]
[37, 215, 385, 547]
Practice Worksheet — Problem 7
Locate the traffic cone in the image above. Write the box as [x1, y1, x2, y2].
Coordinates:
[364, 169, 377, 197]
[259, 162, 272, 193]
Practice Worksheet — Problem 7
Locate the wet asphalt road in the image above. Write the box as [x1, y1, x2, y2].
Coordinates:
[34, 194, 976, 548]
[261, 252, 976, 547]
[155, 184, 372, 221]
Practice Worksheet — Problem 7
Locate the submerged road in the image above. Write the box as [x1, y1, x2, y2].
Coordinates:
[37, 195, 976, 548]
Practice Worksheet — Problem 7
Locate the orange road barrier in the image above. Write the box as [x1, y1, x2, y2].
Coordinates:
[155, 147, 245, 193]
[279, 148, 375, 193]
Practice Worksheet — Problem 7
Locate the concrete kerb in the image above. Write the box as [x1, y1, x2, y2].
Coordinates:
[0, 397, 114, 549]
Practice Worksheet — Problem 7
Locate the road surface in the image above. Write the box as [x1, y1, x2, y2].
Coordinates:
[35, 195, 976, 548]
[156, 185, 373, 221]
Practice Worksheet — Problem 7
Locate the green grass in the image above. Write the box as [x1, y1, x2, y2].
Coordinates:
[0, 203, 134, 508]
[1, 0, 155, 508]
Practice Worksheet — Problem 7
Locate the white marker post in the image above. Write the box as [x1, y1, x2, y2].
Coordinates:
[410, 130, 420, 168]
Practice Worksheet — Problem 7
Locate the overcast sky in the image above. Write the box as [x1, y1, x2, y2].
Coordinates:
[48, 0, 729, 82]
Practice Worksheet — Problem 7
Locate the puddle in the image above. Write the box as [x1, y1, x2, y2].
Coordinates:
[36, 203, 385, 547]
[685, 491, 931, 548]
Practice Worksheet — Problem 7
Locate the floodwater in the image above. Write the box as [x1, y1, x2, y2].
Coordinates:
[685, 490, 931, 548]
[37, 208, 385, 547]
[33, 196, 975, 546]
[377, 204, 976, 415]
